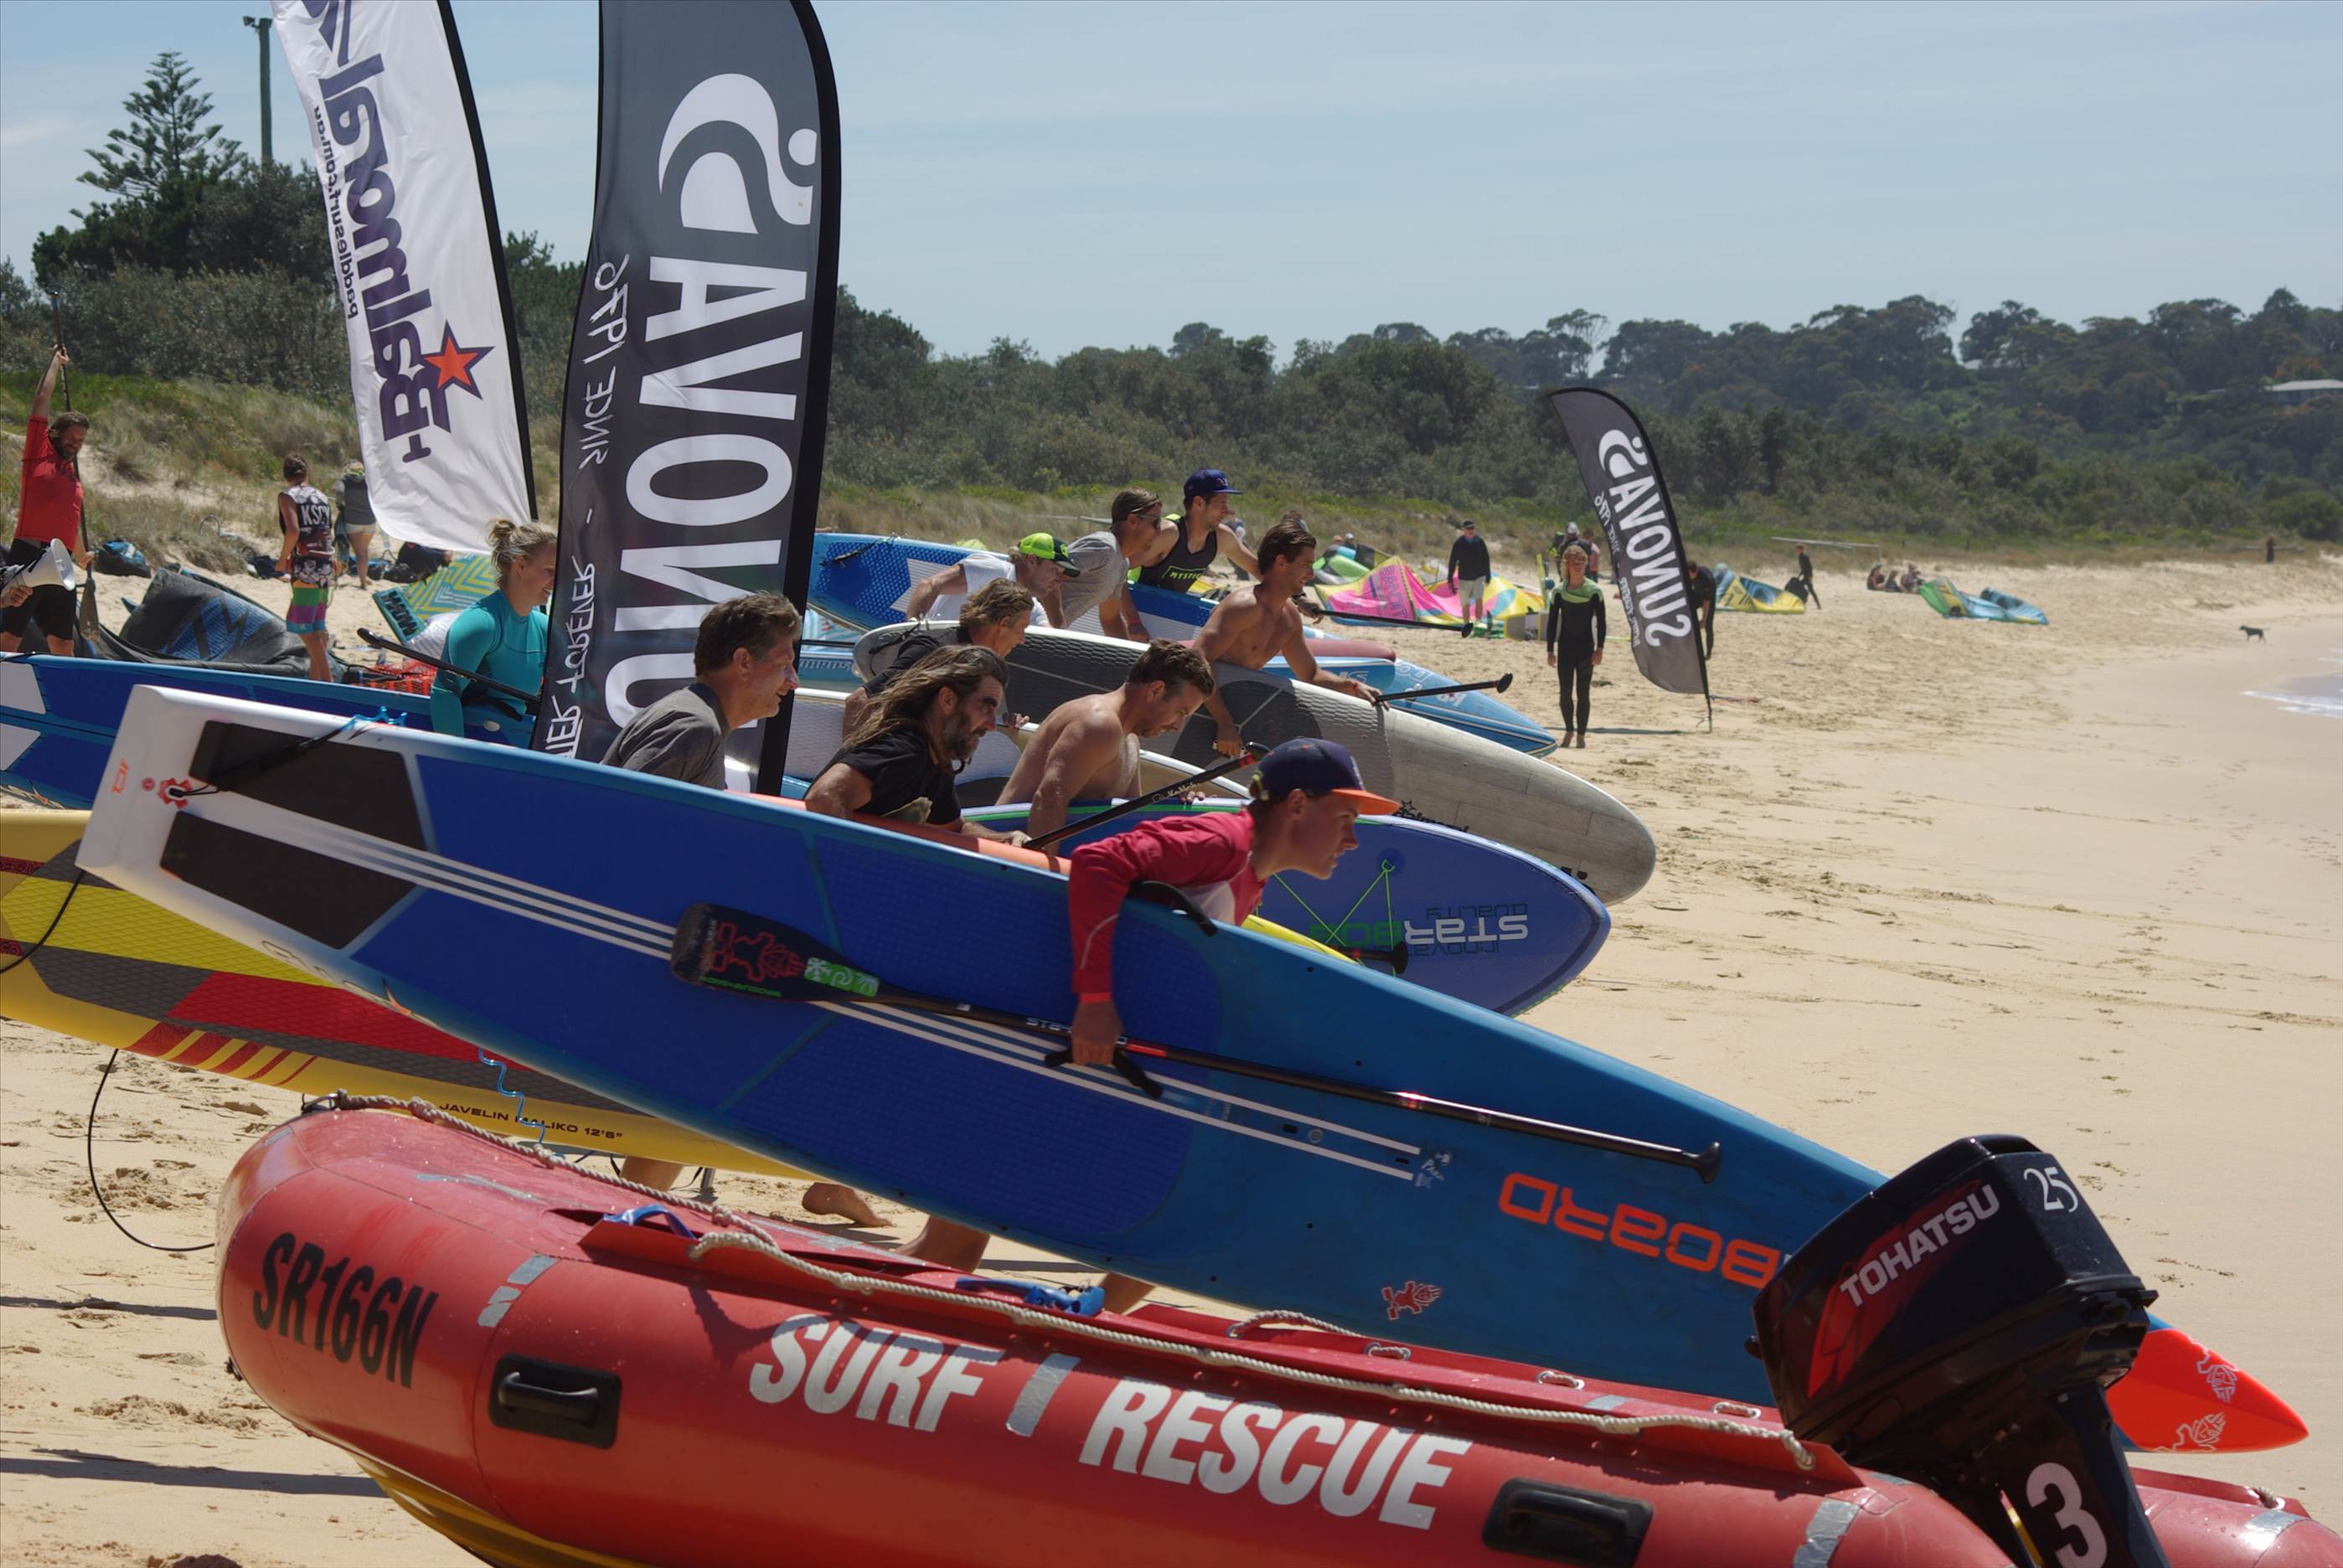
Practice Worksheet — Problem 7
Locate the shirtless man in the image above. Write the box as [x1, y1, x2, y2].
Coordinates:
[1190, 517, 1375, 756]
[1132, 471, 1266, 591]
[997, 640, 1215, 837]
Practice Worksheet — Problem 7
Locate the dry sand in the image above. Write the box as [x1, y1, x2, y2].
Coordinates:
[3, 551, 2340, 1565]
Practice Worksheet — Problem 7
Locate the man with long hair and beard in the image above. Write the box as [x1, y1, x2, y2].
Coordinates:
[805, 643, 1026, 842]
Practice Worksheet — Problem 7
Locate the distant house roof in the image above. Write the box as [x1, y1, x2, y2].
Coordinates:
[2265, 379, 2343, 393]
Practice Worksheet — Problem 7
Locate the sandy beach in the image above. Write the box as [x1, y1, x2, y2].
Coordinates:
[3, 550, 2339, 1565]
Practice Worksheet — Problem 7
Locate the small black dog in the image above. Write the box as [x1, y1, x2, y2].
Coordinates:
[2240, 625, 2265, 642]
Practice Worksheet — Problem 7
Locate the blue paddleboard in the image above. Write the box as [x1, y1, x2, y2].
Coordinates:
[91, 685, 1881, 1406]
[963, 800, 1608, 1014]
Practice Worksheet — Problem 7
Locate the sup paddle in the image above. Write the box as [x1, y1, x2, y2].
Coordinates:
[355, 627, 538, 704]
[1372, 673, 1513, 705]
[1024, 744, 1268, 850]
[669, 902, 1719, 1180]
[1309, 601, 1479, 639]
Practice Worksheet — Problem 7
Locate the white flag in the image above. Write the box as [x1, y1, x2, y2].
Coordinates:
[276, 0, 534, 552]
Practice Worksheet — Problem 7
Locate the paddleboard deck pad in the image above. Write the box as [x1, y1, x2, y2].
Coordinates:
[77, 687, 2300, 1450]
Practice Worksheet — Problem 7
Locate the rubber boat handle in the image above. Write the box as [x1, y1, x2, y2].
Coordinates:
[488, 1355, 622, 1449]
[498, 1373, 602, 1422]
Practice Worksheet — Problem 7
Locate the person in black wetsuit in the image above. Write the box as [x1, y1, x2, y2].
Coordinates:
[1793, 544, 1821, 610]
[1544, 544, 1606, 748]
[1685, 557, 1718, 658]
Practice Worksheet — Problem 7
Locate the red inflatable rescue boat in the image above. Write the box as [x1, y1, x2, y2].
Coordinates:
[215, 1101, 2335, 1568]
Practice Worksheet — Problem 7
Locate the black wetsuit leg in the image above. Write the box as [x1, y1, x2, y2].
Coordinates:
[1560, 658, 1592, 735]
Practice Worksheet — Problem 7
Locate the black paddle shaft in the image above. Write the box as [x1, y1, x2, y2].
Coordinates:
[1023, 743, 1268, 850]
[1374, 673, 1514, 705]
[356, 627, 537, 703]
[670, 902, 1719, 1180]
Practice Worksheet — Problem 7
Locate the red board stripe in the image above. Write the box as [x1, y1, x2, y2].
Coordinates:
[211, 1041, 265, 1077]
[126, 1022, 191, 1058]
[171, 1032, 236, 1069]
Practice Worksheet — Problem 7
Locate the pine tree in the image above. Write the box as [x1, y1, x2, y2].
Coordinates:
[80, 50, 243, 203]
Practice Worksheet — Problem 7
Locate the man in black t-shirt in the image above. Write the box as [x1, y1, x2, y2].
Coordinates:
[804, 644, 1026, 841]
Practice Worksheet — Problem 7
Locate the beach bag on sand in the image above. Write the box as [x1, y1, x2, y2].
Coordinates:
[93, 539, 152, 577]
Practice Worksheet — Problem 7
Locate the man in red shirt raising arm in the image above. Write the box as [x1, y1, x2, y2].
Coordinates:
[1055, 737, 1396, 1310]
[5, 346, 89, 654]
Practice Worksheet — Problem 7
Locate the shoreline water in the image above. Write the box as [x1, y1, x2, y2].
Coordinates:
[2245, 641, 2343, 720]
[2, 556, 2339, 1564]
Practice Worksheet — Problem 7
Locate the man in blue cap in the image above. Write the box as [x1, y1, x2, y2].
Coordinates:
[1133, 468, 1267, 591]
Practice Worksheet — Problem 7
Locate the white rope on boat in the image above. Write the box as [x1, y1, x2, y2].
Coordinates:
[310, 1095, 1816, 1470]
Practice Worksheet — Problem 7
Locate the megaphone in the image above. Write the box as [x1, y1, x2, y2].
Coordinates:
[0, 539, 79, 596]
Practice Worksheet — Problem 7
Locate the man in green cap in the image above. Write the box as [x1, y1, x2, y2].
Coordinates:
[901, 534, 1077, 627]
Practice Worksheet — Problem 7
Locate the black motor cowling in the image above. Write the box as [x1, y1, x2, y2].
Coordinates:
[1752, 1134, 2168, 1567]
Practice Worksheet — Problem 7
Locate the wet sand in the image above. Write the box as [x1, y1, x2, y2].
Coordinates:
[3, 552, 2339, 1563]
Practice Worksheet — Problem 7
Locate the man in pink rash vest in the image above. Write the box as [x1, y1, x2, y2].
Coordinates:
[1067, 738, 1399, 1065]
[901, 738, 1396, 1312]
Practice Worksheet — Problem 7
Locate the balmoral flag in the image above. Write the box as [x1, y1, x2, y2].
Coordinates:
[275, 0, 535, 552]
[1546, 388, 1710, 712]
[534, 0, 842, 783]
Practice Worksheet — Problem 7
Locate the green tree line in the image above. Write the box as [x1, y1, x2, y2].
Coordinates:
[7, 51, 2339, 545]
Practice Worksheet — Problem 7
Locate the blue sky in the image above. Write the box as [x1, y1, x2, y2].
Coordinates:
[2, 0, 2336, 361]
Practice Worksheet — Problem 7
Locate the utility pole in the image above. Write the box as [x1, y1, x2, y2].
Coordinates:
[243, 14, 273, 168]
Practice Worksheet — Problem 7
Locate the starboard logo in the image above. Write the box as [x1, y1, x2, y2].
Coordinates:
[303, 0, 497, 467]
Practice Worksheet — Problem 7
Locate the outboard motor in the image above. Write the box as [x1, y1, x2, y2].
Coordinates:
[1753, 1134, 2168, 1567]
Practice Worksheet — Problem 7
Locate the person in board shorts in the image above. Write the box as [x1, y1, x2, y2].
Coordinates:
[5, 346, 89, 654]
[335, 462, 378, 585]
[276, 456, 338, 682]
[1544, 543, 1606, 749]
[995, 640, 1216, 837]
[1447, 518, 1492, 626]
[900, 535, 1069, 627]
[1133, 472, 1267, 591]
[436, 517, 557, 744]
[1190, 517, 1375, 757]
[844, 578, 1037, 731]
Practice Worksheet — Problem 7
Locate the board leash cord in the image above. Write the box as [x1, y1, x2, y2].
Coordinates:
[293, 1091, 1815, 1468]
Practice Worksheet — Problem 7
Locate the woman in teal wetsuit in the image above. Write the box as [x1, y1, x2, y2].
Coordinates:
[436, 516, 558, 745]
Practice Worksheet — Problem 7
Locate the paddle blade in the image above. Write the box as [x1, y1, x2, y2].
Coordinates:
[669, 903, 879, 1003]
